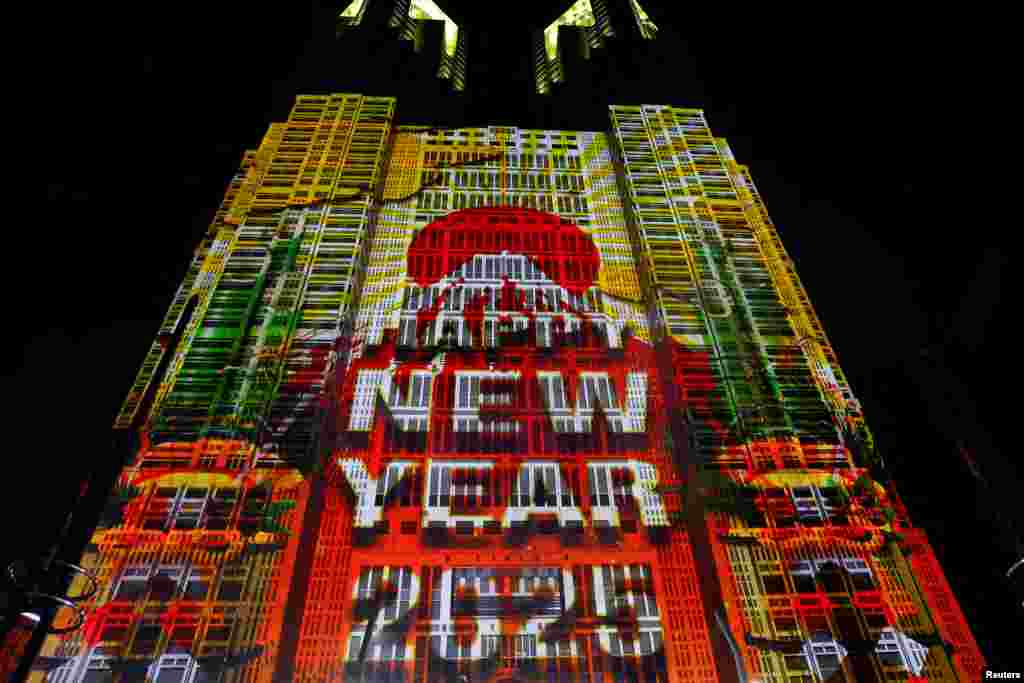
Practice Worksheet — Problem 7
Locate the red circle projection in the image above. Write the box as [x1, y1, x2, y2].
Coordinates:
[406, 207, 601, 296]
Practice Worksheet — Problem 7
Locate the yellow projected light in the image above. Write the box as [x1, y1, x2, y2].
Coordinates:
[409, 0, 459, 56]
[544, 0, 595, 61]
[631, 0, 658, 38]
[339, 0, 365, 19]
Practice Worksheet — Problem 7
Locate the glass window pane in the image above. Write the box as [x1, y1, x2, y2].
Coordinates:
[156, 668, 186, 683]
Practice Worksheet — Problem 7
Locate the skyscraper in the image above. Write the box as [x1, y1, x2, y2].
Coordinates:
[21, 93, 985, 683]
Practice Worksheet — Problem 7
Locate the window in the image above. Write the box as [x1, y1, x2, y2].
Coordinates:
[772, 614, 799, 636]
[515, 634, 537, 659]
[142, 486, 212, 531]
[82, 672, 114, 683]
[352, 566, 415, 641]
[538, 374, 567, 410]
[142, 487, 177, 530]
[183, 567, 210, 601]
[588, 464, 611, 507]
[216, 568, 247, 602]
[784, 654, 811, 672]
[804, 614, 832, 640]
[385, 370, 430, 409]
[535, 319, 551, 348]
[501, 462, 580, 526]
[815, 561, 847, 594]
[113, 566, 150, 602]
[204, 621, 234, 645]
[842, 558, 874, 591]
[398, 317, 417, 348]
[455, 374, 482, 410]
[587, 461, 647, 512]
[427, 463, 451, 508]
[790, 561, 816, 593]
[761, 573, 787, 595]
[348, 634, 364, 661]
[132, 623, 162, 655]
[875, 628, 928, 675]
[811, 643, 844, 680]
[791, 486, 834, 526]
[152, 656, 191, 683]
[863, 611, 887, 630]
[156, 669, 186, 683]
[593, 564, 659, 619]
[149, 565, 183, 601]
[205, 488, 237, 530]
[238, 489, 268, 535]
[387, 567, 414, 621]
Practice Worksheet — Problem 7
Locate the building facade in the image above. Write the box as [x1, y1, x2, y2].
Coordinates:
[28, 94, 984, 683]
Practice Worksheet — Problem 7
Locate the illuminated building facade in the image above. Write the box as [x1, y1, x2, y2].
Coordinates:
[336, 0, 657, 96]
[27, 94, 985, 682]
[338, 0, 467, 92]
[533, 0, 657, 95]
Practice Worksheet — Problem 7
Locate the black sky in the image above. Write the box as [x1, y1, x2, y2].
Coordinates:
[8, 0, 1017, 671]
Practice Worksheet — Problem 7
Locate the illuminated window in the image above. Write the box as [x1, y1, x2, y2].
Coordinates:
[112, 565, 150, 602]
[184, 567, 211, 601]
[427, 464, 451, 508]
[173, 487, 210, 530]
[508, 462, 576, 510]
[791, 486, 832, 526]
[204, 618, 235, 647]
[841, 558, 874, 591]
[760, 572, 788, 595]
[593, 564, 659, 619]
[809, 641, 845, 680]
[150, 565, 184, 601]
[772, 613, 799, 636]
[790, 561, 817, 593]
[141, 486, 212, 531]
[205, 488, 237, 530]
[151, 656, 192, 683]
[875, 628, 929, 677]
[216, 567, 247, 602]
[81, 672, 114, 683]
[388, 370, 432, 408]
[132, 622, 162, 655]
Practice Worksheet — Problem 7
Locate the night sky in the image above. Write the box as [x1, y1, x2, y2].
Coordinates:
[8, 0, 1017, 672]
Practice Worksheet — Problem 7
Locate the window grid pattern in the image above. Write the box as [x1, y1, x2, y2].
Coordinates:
[35, 96, 981, 683]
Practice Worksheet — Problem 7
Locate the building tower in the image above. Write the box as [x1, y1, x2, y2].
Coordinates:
[20, 94, 985, 683]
